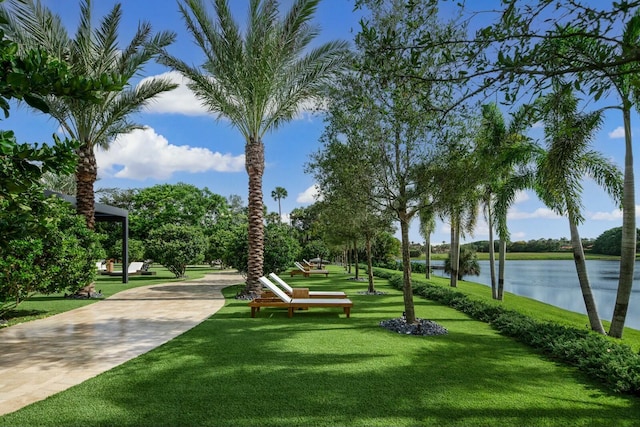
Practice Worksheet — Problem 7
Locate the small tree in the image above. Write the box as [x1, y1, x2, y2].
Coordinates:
[145, 225, 207, 278]
[223, 223, 300, 277]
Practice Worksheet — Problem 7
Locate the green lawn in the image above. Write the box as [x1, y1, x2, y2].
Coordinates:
[1, 267, 640, 426]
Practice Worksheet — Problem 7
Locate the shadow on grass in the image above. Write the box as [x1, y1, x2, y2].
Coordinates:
[3, 279, 640, 427]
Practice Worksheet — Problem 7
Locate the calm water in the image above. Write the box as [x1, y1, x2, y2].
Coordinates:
[425, 259, 640, 330]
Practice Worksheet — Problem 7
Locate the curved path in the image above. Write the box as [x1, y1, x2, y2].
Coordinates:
[0, 272, 244, 416]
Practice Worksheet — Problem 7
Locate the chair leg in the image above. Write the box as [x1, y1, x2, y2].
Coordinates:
[288, 307, 294, 317]
[344, 307, 351, 318]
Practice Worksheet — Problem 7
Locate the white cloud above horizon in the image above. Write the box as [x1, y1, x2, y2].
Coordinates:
[96, 127, 244, 180]
[608, 126, 627, 139]
[589, 205, 640, 221]
[141, 71, 326, 120]
[140, 71, 210, 116]
[297, 184, 322, 203]
[507, 206, 562, 220]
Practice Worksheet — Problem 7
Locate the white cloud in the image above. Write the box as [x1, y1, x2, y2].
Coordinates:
[608, 126, 626, 139]
[589, 205, 640, 220]
[96, 127, 244, 180]
[514, 190, 530, 204]
[280, 213, 291, 224]
[531, 121, 543, 129]
[141, 71, 324, 120]
[140, 71, 211, 116]
[511, 231, 526, 240]
[297, 184, 322, 203]
[507, 207, 561, 220]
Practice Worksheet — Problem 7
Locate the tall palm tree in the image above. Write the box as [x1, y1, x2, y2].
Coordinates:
[160, 0, 349, 294]
[536, 83, 623, 335]
[418, 206, 436, 279]
[476, 103, 540, 300]
[271, 186, 288, 219]
[0, 0, 177, 229]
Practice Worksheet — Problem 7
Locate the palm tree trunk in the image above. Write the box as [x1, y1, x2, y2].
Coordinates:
[75, 143, 97, 230]
[245, 138, 265, 295]
[487, 204, 497, 299]
[568, 211, 605, 334]
[610, 105, 636, 338]
[425, 235, 431, 279]
[449, 216, 459, 288]
[399, 210, 416, 323]
[365, 233, 375, 293]
[497, 238, 506, 301]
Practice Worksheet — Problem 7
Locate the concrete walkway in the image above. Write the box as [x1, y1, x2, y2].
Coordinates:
[0, 272, 244, 416]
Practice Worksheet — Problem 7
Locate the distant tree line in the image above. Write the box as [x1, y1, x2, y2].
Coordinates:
[411, 227, 639, 256]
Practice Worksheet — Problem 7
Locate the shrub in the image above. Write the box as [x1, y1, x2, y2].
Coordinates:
[109, 238, 145, 261]
[372, 267, 640, 396]
[223, 223, 301, 275]
[0, 198, 103, 316]
[145, 225, 207, 278]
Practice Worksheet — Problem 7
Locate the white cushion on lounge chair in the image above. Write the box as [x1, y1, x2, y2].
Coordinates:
[269, 273, 345, 297]
[258, 277, 292, 303]
[127, 262, 144, 273]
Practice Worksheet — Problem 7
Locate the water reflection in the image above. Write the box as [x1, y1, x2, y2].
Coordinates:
[427, 259, 640, 330]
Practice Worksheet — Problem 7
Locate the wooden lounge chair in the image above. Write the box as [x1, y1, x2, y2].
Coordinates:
[268, 273, 346, 298]
[108, 261, 145, 276]
[291, 261, 330, 278]
[248, 277, 353, 318]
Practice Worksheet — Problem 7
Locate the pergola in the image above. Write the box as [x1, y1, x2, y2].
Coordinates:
[45, 190, 130, 283]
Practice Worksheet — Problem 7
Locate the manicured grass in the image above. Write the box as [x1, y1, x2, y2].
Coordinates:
[1, 267, 640, 426]
[2, 265, 220, 327]
[414, 271, 640, 350]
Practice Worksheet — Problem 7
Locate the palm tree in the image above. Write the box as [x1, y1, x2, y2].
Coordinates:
[41, 171, 76, 196]
[0, 0, 177, 229]
[535, 83, 622, 335]
[160, 0, 349, 294]
[476, 103, 540, 300]
[418, 206, 436, 279]
[271, 186, 288, 219]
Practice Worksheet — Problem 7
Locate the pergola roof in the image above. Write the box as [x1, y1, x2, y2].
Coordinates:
[44, 190, 128, 221]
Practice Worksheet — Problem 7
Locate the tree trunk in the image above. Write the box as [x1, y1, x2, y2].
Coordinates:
[244, 138, 265, 295]
[400, 210, 416, 323]
[365, 233, 375, 293]
[353, 238, 360, 279]
[497, 238, 506, 301]
[487, 204, 497, 299]
[449, 216, 459, 288]
[75, 143, 97, 230]
[425, 235, 431, 279]
[568, 211, 605, 334]
[609, 105, 636, 338]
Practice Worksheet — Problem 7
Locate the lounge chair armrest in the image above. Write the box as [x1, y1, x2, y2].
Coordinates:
[292, 288, 309, 298]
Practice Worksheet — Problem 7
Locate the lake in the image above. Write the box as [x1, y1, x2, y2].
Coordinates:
[423, 259, 640, 330]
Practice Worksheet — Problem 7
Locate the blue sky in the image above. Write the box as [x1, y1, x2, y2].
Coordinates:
[6, 0, 639, 245]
